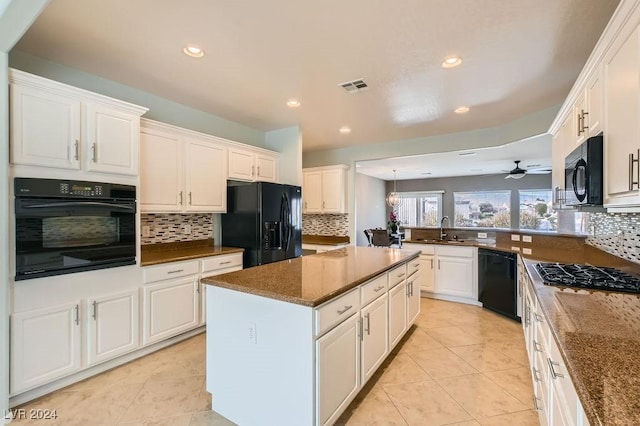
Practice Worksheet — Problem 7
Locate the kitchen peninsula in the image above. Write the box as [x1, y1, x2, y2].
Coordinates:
[201, 246, 421, 425]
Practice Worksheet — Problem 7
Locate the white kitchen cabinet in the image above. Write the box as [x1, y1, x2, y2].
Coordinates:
[360, 294, 388, 384]
[302, 165, 349, 214]
[142, 277, 200, 345]
[140, 120, 227, 213]
[11, 301, 82, 393]
[199, 253, 243, 324]
[420, 254, 435, 292]
[435, 246, 476, 301]
[316, 313, 360, 426]
[9, 69, 146, 176]
[86, 289, 139, 367]
[388, 280, 408, 348]
[228, 146, 279, 183]
[604, 22, 640, 207]
[406, 271, 421, 325]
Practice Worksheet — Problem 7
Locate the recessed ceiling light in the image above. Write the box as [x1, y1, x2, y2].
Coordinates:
[421, 172, 432, 175]
[183, 46, 205, 58]
[339, 126, 351, 134]
[442, 55, 463, 68]
[455, 106, 470, 114]
[458, 151, 476, 157]
[286, 99, 301, 108]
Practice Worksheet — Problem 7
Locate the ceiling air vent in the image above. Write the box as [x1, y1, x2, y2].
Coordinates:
[339, 78, 368, 93]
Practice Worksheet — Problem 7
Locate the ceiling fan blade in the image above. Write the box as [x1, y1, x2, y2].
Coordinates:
[527, 169, 552, 174]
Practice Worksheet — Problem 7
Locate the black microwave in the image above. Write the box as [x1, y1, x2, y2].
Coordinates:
[564, 134, 603, 206]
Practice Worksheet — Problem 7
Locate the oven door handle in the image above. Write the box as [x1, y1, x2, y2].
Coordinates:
[21, 201, 135, 212]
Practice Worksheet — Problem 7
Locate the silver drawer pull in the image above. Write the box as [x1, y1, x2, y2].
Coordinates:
[397, 273, 405, 278]
[167, 269, 184, 274]
[412, 263, 419, 267]
[374, 285, 385, 292]
[220, 261, 233, 265]
[548, 358, 564, 379]
[532, 367, 542, 383]
[533, 313, 544, 323]
[533, 396, 542, 411]
[337, 305, 353, 315]
[533, 340, 543, 353]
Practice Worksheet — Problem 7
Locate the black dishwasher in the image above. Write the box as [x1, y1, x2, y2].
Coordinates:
[478, 249, 519, 321]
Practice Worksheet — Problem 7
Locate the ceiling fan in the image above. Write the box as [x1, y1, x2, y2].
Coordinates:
[504, 160, 552, 179]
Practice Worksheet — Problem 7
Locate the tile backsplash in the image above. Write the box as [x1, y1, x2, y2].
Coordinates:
[303, 214, 349, 236]
[141, 213, 214, 245]
[586, 212, 640, 264]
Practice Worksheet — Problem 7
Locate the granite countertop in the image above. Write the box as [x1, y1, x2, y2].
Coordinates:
[202, 246, 419, 307]
[524, 260, 640, 426]
[140, 239, 244, 266]
[302, 234, 350, 246]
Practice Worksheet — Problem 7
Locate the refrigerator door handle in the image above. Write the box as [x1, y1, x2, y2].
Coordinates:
[285, 192, 292, 251]
[280, 193, 289, 251]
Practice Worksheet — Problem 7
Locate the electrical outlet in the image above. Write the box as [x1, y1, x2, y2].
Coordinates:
[523, 248, 532, 255]
[142, 226, 151, 237]
[477, 232, 487, 239]
[184, 224, 191, 234]
[248, 322, 257, 344]
[511, 234, 520, 241]
[522, 235, 532, 243]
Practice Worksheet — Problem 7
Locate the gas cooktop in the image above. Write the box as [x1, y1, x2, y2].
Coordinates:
[535, 263, 640, 294]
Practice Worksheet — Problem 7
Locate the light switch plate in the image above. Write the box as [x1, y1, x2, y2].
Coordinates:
[511, 234, 520, 241]
[477, 232, 488, 239]
[523, 248, 532, 255]
[522, 235, 532, 243]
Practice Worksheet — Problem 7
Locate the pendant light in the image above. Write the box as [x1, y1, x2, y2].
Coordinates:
[386, 170, 401, 208]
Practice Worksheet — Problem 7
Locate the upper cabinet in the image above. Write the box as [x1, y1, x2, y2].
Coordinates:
[302, 165, 349, 214]
[228, 146, 279, 183]
[9, 69, 147, 176]
[140, 120, 227, 213]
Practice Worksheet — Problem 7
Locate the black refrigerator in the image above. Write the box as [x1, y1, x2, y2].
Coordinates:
[222, 180, 302, 268]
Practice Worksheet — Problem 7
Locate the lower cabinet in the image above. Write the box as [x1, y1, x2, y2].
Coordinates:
[142, 278, 199, 345]
[86, 289, 139, 366]
[361, 294, 389, 384]
[10, 301, 82, 393]
[420, 254, 435, 292]
[436, 253, 474, 299]
[316, 314, 361, 426]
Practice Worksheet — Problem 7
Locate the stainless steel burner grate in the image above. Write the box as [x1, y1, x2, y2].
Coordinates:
[535, 263, 640, 294]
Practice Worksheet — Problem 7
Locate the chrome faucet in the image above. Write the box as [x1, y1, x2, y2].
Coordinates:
[440, 216, 449, 240]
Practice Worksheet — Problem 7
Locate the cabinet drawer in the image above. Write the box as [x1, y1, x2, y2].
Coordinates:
[143, 260, 199, 283]
[315, 289, 360, 337]
[436, 246, 475, 258]
[361, 275, 387, 306]
[201, 253, 243, 274]
[407, 258, 420, 278]
[388, 264, 407, 289]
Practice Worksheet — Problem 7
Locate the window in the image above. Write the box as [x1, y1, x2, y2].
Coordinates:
[519, 189, 556, 231]
[454, 191, 511, 228]
[395, 191, 443, 227]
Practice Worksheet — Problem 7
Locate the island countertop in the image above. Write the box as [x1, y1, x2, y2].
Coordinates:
[201, 246, 419, 307]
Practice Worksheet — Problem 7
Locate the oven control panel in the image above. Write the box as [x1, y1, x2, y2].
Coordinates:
[60, 183, 104, 197]
[15, 177, 135, 200]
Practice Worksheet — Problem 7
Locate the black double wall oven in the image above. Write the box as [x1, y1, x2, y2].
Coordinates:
[14, 178, 137, 280]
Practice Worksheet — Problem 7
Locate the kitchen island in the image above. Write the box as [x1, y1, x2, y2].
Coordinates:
[201, 246, 421, 426]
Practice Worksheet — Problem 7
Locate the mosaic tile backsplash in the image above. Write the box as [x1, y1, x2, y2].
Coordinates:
[586, 212, 640, 265]
[141, 213, 214, 245]
[302, 214, 349, 236]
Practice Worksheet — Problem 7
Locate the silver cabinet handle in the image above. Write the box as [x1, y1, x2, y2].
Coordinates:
[374, 285, 385, 292]
[167, 269, 184, 274]
[257, 166, 260, 176]
[196, 285, 200, 294]
[430, 259, 433, 269]
[577, 113, 582, 136]
[582, 110, 589, 131]
[337, 305, 352, 315]
[397, 272, 405, 278]
[179, 191, 183, 205]
[220, 261, 233, 265]
[533, 396, 542, 411]
[92, 301, 97, 320]
[533, 313, 544, 323]
[630, 149, 639, 191]
[74, 140, 79, 160]
[251, 165, 255, 177]
[533, 340, 543, 353]
[91, 143, 97, 162]
[532, 366, 542, 383]
[322, 201, 326, 208]
[189, 192, 192, 205]
[365, 313, 370, 335]
[74, 304, 80, 325]
[548, 358, 564, 379]
[412, 263, 419, 267]
[438, 259, 441, 269]
[304, 201, 307, 209]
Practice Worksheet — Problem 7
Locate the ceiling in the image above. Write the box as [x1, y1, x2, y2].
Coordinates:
[14, 0, 619, 152]
[356, 134, 552, 181]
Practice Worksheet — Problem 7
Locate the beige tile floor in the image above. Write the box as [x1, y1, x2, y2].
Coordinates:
[12, 298, 537, 426]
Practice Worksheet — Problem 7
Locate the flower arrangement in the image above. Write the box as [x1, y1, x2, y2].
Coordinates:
[387, 210, 401, 232]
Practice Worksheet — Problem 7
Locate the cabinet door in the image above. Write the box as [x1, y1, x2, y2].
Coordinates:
[140, 128, 183, 211]
[407, 273, 421, 326]
[11, 302, 82, 393]
[85, 103, 139, 175]
[316, 314, 360, 426]
[228, 147, 255, 181]
[604, 25, 640, 201]
[420, 255, 435, 292]
[361, 295, 388, 384]
[303, 171, 323, 213]
[185, 138, 226, 212]
[388, 281, 407, 348]
[86, 290, 139, 367]
[436, 256, 474, 298]
[321, 169, 345, 213]
[256, 153, 278, 182]
[586, 66, 602, 137]
[143, 278, 199, 345]
[10, 84, 81, 170]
